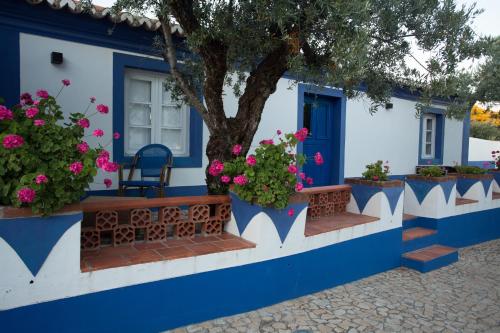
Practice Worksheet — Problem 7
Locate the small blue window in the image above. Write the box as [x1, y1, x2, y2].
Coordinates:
[418, 108, 445, 165]
[113, 53, 203, 168]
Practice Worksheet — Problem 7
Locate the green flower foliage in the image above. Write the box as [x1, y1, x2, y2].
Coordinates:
[454, 165, 486, 175]
[418, 166, 446, 177]
[362, 160, 390, 181]
[0, 90, 101, 215]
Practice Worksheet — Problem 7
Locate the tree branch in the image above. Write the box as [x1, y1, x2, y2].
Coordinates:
[166, 0, 199, 34]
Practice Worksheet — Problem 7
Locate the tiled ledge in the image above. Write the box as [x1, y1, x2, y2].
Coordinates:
[304, 212, 379, 237]
[455, 198, 478, 206]
[80, 233, 255, 272]
[493, 192, 500, 200]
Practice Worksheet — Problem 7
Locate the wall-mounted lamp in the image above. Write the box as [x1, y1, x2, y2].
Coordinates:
[51, 52, 63, 65]
[385, 102, 393, 110]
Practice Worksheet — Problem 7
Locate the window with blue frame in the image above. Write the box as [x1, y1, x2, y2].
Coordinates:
[113, 53, 203, 168]
[418, 108, 445, 165]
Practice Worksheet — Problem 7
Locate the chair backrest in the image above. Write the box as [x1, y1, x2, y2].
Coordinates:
[134, 144, 173, 179]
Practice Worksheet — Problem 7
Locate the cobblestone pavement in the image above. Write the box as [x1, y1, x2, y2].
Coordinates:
[168, 240, 500, 333]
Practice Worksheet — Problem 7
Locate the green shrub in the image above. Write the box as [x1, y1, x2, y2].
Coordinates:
[418, 165, 445, 177]
[0, 82, 116, 215]
[454, 165, 487, 174]
[470, 121, 500, 141]
[362, 160, 390, 181]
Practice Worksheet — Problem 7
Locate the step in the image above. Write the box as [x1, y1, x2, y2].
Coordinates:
[455, 198, 478, 206]
[402, 245, 458, 273]
[402, 214, 421, 230]
[402, 227, 438, 253]
[493, 192, 500, 200]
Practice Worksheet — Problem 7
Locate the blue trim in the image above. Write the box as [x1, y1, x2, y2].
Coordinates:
[349, 184, 403, 215]
[402, 232, 438, 253]
[112, 53, 203, 168]
[418, 107, 445, 165]
[405, 179, 456, 205]
[84, 185, 207, 199]
[0, 227, 402, 333]
[402, 250, 458, 273]
[297, 84, 346, 185]
[0, 26, 20, 106]
[461, 111, 470, 165]
[0, 212, 82, 276]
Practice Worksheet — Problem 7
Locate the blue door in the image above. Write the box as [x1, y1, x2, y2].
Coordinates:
[302, 94, 336, 187]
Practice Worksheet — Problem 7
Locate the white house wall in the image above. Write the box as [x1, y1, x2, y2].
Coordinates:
[19, 33, 464, 189]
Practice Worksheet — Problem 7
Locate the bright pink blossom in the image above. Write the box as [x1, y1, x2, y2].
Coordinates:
[33, 100, 40, 106]
[34, 119, 45, 126]
[246, 155, 257, 166]
[306, 177, 313, 185]
[233, 175, 248, 186]
[232, 144, 242, 156]
[299, 172, 306, 180]
[69, 161, 83, 175]
[287, 208, 294, 217]
[2, 134, 24, 149]
[20, 93, 33, 105]
[96, 150, 110, 168]
[294, 128, 308, 142]
[113, 132, 120, 139]
[372, 175, 379, 181]
[295, 182, 304, 192]
[35, 174, 48, 184]
[208, 160, 224, 176]
[36, 89, 49, 99]
[314, 152, 324, 165]
[104, 178, 112, 188]
[92, 129, 104, 137]
[25, 107, 39, 119]
[259, 139, 274, 145]
[17, 188, 36, 203]
[77, 142, 89, 154]
[77, 118, 90, 128]
[62, 79, 71, 86]
[103, 162, 119, 172]
[0, 106, 13, 121]
[277, 129, 282, 135]
[96, 104, 109, 114]
[221, 175, 231, 184]
[288, 164, 298, 174]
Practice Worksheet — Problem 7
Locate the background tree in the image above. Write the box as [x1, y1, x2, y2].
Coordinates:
[109, 0, 488, 192]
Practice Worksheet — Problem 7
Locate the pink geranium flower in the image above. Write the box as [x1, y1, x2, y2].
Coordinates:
[299, 172, 306, 180]
[103, 162, 119, 172]
[35, 174, 48, 184]
[104, 178, 112, 188]
[92, 129, 104, 137]
[113, 132, 120, 139]
[2, 134, 24, 149]
[259, 139, 274, 145]
[232, 144, 242, 156]
[17, 188, 36, 203]
[294, 128, 308, 142]
[0, 106, 14, 121]
[208, 160, 224, 176]
[314, 152, 324, 165]
[295, 182, 304, 192]
[25, 107, 39, 119]
[69, 161, 83, 175]
[233, 175, 248, 186]
[96, 151, 110, 168]
[221, 175, 231, 184]
[20, 92, 33, 105]
[246, 155, 257, 166]
[288, 164, 298, 174]
[34, 119, 45, 126]
[36, 89, 49, 99]
[287, 208, 295, 217]
[96, 104, 109, 114]
[306, 177, 314, 185]
[372, 175, 379, 181]
[77, 118, 90, 128]
[77, 142, 89, 154]
[277, 129, 282, 135]
[62, 79, 71, 86]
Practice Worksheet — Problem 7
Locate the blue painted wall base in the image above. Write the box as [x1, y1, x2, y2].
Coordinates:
[402, 251, 458, 273]
[0, 228, 402, 333]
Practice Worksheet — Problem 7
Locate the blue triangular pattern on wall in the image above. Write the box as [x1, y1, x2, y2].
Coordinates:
[456, 178, 478, 197]
[0, 213, 82, 277]
[405, 180, 438, 205]
[382, 187, 404, 215]
[350, 184, 382, 213]
[230, 193, 307, 243]
[481, 179, 492, 196]
[440, 180, 455, 204]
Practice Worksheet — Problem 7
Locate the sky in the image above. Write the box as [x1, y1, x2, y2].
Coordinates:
[94, 0, 499, 37]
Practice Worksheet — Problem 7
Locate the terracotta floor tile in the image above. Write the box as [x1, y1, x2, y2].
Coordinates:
[211, 239, 251, 251]
[187, 243, 222, 256]
[492, 192, 500, 200]
[126, 250, 164, 265]
[403, 245, 456, 262]
[156, 246, 196, 260]
[305, 212, 379, 237]
[403, 227, 437, 241]
[164, 238, 195, 248]
[134, 242, 167, 251]
[98, 245, 138, 257]
[217, 233, 240, 240]
[191, 235, 221, 244]
[455, 198, 478, 206]
[85, 255, 130, 270]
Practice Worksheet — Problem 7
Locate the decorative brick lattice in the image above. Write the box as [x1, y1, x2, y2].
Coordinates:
[113, 225, 135, 246]
[308, 205, 322, 220]
[318, 193, 329, 205]
[307, 188, 351, 220]
[147, 223, 167, 242]
[204, 218, 223, 235]
[216, 203, 232, 222]
[332, 191, 341, 203]
[160, 207, 182, 224]
[335, 203, 347, 214]
[130, 208, 152, 227]
[309, 195, 317, 206]
[81, 228, 100, 250]
[189, 205, 210, 222]
[96, 210, 118, 231]
[324, 203, 335, 216]
[176, 221, 195, 238]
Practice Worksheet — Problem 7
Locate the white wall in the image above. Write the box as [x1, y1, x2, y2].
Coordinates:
[469, 137, 500, 161]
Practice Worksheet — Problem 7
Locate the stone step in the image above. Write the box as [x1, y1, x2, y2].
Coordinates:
[402, 245, 458, 273]
[402, 227, 438, 253]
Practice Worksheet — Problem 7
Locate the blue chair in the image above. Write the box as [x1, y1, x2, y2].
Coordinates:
[118, 144, 173, 197]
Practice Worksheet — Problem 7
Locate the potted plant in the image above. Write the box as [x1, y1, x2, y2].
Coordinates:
[452, 165, 493, 197]
[345, 160, 404, 215]
[488, 150, 500, 190]
[208, 128, 323, 243]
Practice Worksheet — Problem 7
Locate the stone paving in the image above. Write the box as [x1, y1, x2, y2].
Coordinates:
[168, 240, 500, 333]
